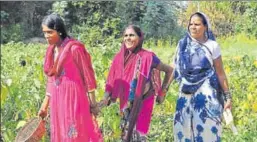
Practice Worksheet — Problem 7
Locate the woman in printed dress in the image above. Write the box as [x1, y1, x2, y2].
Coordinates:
[38, 13, 103, 142]
[102, 25, 173, 141]
[172, 12, 232, 142]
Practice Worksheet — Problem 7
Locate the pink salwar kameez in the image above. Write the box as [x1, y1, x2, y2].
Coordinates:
[44, 38, 103, 142]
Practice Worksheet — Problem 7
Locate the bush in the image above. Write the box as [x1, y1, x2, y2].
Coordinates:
[1, 24, 23, 44]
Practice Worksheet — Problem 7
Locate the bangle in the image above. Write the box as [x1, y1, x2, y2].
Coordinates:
[162, 88, 168, 93]
[224, 91, 232, 101]
[158, 89, 166, 97]
[162, 84, 169, 92]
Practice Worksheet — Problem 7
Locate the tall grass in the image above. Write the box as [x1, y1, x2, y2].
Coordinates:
[147, 33, 257, 63]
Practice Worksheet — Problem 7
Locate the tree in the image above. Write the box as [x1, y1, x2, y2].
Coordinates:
[179, 1, 257, 38]
[141, 1, 181, 40]
[0, 1, 53, 43]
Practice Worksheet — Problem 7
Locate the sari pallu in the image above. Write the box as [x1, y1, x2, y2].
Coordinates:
[174, 33, 221, 95]
[105, 44, 162, 134]
[105, 45, 162, 110]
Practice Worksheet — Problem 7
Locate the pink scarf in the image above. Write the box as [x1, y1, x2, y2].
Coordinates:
[44, 38, 82, 77]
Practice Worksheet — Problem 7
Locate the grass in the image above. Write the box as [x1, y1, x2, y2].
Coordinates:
[147, 33, 257, 63]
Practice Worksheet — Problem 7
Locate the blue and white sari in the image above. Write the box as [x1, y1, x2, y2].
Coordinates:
[173, 32, 224, 142]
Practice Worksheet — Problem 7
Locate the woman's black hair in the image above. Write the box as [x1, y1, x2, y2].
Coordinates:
[126, 25, 142, 38]
[42, 13, 68, 39]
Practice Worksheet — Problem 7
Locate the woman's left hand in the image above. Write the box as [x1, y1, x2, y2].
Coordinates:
[156, 89, 167, 104]
[224, 99, 232, 110]
[38, 109, 48, 119]
[90, 104, 100, 117]
[156, 95, 165, 104]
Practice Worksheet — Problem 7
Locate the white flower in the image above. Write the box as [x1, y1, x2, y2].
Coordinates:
[6, 79, 12, 86]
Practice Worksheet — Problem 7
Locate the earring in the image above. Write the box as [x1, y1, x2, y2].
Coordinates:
[59, 33, 62, 35]
[204, 31, 208, 38]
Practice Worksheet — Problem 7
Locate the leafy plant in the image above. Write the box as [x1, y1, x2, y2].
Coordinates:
[1, 33, 257, 141]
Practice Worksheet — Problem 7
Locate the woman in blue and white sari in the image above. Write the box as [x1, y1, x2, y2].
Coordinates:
[172, 12, 232, 142]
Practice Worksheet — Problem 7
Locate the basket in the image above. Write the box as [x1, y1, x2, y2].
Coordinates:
[15, 117, 46, 142]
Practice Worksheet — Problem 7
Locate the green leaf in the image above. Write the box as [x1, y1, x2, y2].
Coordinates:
[1, 84, 9, 107]
[34, 79, 41, 88]
[16, 120, 26, 129]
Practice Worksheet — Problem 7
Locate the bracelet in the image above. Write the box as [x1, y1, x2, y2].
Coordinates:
[161, 84, 169, 92]
[224, 91, 232, 101]
[162, 88, 168, 93]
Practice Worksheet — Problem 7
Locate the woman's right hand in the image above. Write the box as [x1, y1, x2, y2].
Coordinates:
[38, 109, 47, 119]
[224, 99, 232, 110]
[38, 96, 50, 119]
[101, 92, 111, 106]
[90, 104, 100, 117]
[156, 95, 165, 104]
[98, 92, 113, 108]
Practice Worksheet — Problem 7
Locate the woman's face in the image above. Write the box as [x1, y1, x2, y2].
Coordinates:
[189, 15, 207, 41]
[123, 28, 139, 50]
[42, 24, 61, 45]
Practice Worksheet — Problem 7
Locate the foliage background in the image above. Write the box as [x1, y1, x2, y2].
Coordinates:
[1, 1, 257, 142]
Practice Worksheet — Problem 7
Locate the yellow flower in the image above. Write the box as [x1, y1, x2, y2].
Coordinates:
[104, 70, 109, 78]
[252, 103, 257, 113]
[238, 119, 243, 126]
[247, 93, 253, 102]
[233, 56, 241, 62]
[254, 60, 257, 68]
[225, 66, 231, 74]
[242, 102, 250, 110]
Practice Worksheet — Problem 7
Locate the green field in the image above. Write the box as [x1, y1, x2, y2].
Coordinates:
[1, 34, 257, 141]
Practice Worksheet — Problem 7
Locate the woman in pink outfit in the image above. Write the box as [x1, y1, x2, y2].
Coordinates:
[38, 13, 103, 142]
[102, 25, 173, 141]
